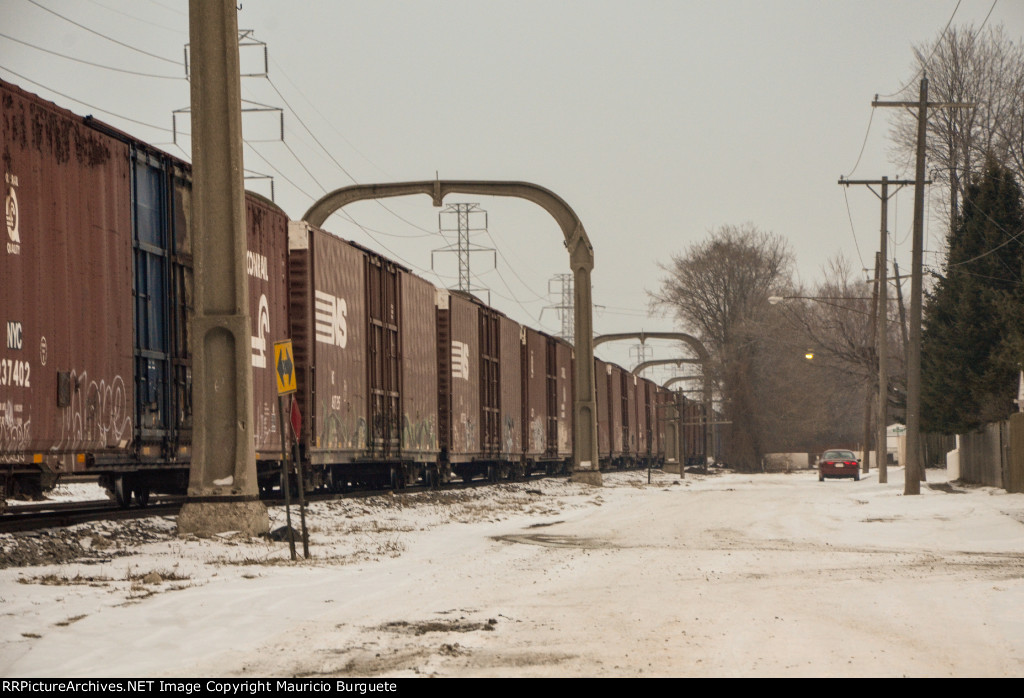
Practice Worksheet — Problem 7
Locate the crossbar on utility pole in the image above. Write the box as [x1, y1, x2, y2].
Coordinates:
[872, 78, 974, 495]
[839, 175, 915, 484]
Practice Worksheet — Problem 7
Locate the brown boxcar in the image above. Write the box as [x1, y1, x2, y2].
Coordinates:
[438, 290, 481, 472]
[246, 195, 291, 462]
[624, 371, 638, 461]
[0, 80, 134, 497]
[594, 358, 611, 467]
[551, 336, 573, 465]
[498, 314, 523, 473]
[609, 363, 625, 464]
[400, 272, 439, 474]
[289, 223, 439, 489]
[635, 375, 650, 463]
[437, 290, 524, 481]
[288, 222, 370, 482]
[521, 326, 549, 471]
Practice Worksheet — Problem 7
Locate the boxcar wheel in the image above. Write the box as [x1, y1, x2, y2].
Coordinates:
[113, 476, 130, 509]
[133, 485, 151, 508]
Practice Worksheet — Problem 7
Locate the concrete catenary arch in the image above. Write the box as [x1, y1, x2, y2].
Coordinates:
[662, 374, 703, 390]
[593, 331, 713, 466]
[304, 180, 601, 484]
[631, 357, 701, 376]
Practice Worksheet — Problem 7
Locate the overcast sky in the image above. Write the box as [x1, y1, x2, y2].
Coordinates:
[3, 0, 1022, 376]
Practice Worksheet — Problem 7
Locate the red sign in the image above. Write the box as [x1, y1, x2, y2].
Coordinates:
[289, 396, 302, 439]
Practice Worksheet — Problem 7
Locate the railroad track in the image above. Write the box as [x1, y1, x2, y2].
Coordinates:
[0, 499, 183, 533]
[0, 471, 568, 534]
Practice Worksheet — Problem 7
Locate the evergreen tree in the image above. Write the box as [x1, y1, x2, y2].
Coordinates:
[922, 161, 1024, 433]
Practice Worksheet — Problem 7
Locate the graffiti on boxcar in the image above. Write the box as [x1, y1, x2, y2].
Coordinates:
[503, 414, 516, 454]
[459, 412, 476, 451]
[0, 400, 30, 462]
[401, 413, 437, 452]
[253, 397, 278, 449]
[319, 401, 366, 450]
[529, 415, 544, 453]
[51, 371, 132, 452]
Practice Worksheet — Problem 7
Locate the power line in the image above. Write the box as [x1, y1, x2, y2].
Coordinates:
[0, 64, 174, 133]
[0, 31, 184, 79]
[841, 186, 867, 269]
[25, 0, 180, 66]
[877, 0, 964, 99]
[844, 107, 875, 177]
[264, 73, 439, 238]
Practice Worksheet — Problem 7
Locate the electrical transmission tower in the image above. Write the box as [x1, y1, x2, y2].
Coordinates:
[542, 273, 574, 343]
[174, 29, 280, 200]
[431, 203, 495, 303]
[630, 342, 652, 368]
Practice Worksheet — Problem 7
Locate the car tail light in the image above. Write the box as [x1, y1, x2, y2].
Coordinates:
[843, 461, 857, 466]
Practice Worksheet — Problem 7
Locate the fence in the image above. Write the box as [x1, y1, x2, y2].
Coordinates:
[952, 413, 1024, 492]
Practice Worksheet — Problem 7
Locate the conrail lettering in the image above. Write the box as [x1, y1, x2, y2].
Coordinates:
[246, 250, 269, 280]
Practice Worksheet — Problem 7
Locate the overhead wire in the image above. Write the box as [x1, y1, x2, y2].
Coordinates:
[8, 10, 552, 316]
[876, 0, 964, 99]
[25, 0, 181, 67]
[0, 32, 184, 79]
[0, 64, 175, 134]
[841, 186, 867, 270]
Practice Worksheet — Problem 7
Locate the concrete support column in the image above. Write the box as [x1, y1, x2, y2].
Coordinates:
[570, 254, 601, 485]
[178, 0, 268, 536]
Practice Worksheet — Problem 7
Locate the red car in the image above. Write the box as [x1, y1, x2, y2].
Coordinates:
[818, 449, 861, 481]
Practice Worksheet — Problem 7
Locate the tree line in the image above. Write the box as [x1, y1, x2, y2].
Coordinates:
[652, 23, 1024, 471]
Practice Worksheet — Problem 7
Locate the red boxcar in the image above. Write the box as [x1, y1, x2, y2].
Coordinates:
[0, 81, 134, 497]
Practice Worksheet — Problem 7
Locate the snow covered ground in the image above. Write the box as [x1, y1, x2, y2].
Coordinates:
[2, 466, 1024, 678]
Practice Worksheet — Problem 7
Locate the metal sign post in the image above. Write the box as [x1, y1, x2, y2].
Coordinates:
[274, 340, 298, 561]
[290, 396, 309, 558]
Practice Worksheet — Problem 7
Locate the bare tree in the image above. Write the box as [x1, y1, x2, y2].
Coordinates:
[889, 24, 1024, 233]
[761, 257, 890, 453]
[652, 223, 794, 470]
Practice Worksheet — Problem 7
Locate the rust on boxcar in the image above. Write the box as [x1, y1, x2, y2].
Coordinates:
[0, 80, 133, 474]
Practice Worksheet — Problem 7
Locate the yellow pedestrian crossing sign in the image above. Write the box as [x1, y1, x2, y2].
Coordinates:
[274, 340, 297, 395]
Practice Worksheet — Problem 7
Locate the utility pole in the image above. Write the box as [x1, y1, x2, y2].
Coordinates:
[838, 175, 914, 484]
[873, 77, 973, 495]
[892, 260, 910, 354]
[178, 0, 268, 535]
[860, 252, 880, 474]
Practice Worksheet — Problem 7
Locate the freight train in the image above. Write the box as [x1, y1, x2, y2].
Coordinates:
[0, 79, 713, 507]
